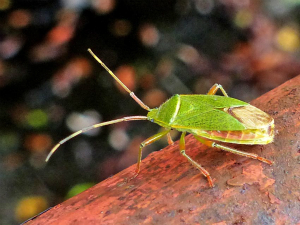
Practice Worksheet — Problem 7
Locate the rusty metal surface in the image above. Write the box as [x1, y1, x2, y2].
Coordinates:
[25, 75, 300, 225]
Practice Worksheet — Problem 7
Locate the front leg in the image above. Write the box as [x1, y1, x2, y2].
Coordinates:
[134, 129, 171, 177]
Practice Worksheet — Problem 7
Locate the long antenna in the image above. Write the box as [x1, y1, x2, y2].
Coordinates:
[87, 49, 150, 111]
[46, 116, 148, 161]
[46, 49, 152, 161]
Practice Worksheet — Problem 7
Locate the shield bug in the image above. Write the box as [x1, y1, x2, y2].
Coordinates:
[46, 49, 274, 187]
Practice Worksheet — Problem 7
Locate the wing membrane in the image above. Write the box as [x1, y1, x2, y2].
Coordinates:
[170, 95, 248, 131]
[172, 108, 246, 131]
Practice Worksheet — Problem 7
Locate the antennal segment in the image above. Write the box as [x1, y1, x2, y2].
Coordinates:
[88, 49, 151, 111]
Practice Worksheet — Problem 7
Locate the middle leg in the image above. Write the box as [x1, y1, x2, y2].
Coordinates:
[134, 129, 171, 177]
[179, 132, 214, 187]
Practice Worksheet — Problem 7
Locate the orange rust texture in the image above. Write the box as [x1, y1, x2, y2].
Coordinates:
[25, 76, 300, 225]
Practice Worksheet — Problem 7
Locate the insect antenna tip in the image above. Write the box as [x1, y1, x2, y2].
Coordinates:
[45, 144, 60, 162]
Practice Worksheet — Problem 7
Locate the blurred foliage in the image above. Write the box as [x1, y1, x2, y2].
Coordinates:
[65, 182, 95, 199]
[1, 0, 300, 224]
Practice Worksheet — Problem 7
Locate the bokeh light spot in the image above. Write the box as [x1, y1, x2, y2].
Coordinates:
[15, 196, 48, 222]
[3, 153, 24, 171]
[177, 45, 200, 65]
[0, 132, 20, 154]
[142, 89, 167, 108]
[0, 0, 11, 10]
[26, 109, 48, 128]
[47, 25, 74, 45]
[0, 36, 23, 59]
[194, 0, 214, 15]
[108, 128, 129, 151]
[24, 134, 53, 153]
[66, 183, 95, 199]
[74, 140, 93, 167]
[140, 73, 155, 90]
[111, 19, 132, 37]
[8, 9, 32, 28]
[66, 110, 102, 136]
[91, 0, 116, 14]
[276, 26, 300, 52]
[51, 57, 92, 98]
[234, 9, 253, 28]
[115, 65, 136, 94]
[139, 24, 160, 47]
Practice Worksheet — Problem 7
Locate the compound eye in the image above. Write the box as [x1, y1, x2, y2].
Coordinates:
[150, 119, 154, 123]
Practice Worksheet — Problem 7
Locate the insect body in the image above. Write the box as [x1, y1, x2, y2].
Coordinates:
[46, 49, 274, 187]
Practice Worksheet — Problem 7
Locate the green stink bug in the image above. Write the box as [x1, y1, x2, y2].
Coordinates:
[46, 49, 274, 187]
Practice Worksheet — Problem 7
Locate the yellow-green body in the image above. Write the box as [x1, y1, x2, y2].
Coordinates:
[147, 94, 274, 145]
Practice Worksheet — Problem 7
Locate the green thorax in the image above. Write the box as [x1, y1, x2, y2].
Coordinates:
[147, 94, 249, 131]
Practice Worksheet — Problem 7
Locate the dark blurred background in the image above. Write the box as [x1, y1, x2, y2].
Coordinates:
[1, 0, 300, 224]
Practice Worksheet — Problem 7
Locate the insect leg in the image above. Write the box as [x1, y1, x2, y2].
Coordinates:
[167, 132, 174, 145]
[134, 129, 171, 176]
[193, 136, 273, 165]
[207, 83, 229, 97]
[180, 132, 214, 187]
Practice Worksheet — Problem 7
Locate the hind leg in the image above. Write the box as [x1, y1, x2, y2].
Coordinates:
[194, 135, 273, 165]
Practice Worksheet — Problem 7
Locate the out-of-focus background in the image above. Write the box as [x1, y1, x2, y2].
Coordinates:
[1, 0, 300, 224]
